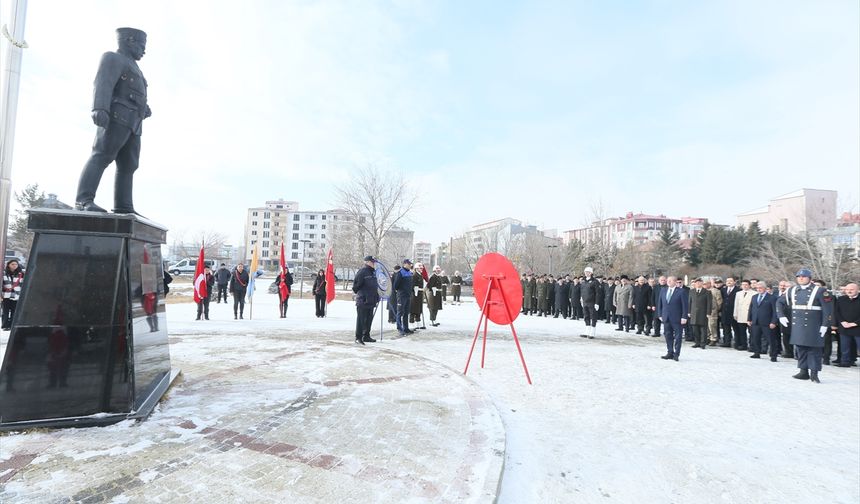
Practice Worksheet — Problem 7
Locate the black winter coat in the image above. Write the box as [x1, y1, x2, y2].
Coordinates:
[229, 269, 250, 295]
[312, 274, 326, 296]
[580, 278, 600, 304]
[632, 284, 652, 311]
[352, 265, 380, 308]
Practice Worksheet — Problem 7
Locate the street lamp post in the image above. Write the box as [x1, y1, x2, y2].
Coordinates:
[299, 239, 311, 299]
[546, 244, 558, 275]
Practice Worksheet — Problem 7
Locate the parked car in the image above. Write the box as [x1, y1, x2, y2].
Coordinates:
[462, 274, 473, 287]
[167, 257, 216, 276]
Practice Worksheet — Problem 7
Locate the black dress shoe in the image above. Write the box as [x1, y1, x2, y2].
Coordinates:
[770, 357, 777, 362]
[823, 359, 831, 366]
[75, 201, 107, 212]
[793, 370, 810, 380]
[750, 353, 760, 359]
[673, 356, 679, 361]
[363, 337, 376, 343]
[355, 339, 365, 345]
[810, 371, 820, 383]
[833, 362, 851, 368]
[692, 344, 700, 348]
[661, 354, 673, 360]
[614, 328, 623, 331]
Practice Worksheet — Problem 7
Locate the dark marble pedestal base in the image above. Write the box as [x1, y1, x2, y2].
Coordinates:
[0, 209, 174, 430]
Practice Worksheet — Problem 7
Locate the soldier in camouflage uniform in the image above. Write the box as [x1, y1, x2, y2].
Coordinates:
[522, 273, 534, 315]
[776, 269, 833, 383]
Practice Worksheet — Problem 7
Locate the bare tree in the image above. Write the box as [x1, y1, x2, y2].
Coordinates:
[558, 239, 586, 274]
[327, 216, 366, 289]
[581, 198, 616, 275]
[335, 164, 418, 257]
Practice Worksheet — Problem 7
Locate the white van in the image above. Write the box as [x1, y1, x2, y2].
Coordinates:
[168, 258, 216, 276]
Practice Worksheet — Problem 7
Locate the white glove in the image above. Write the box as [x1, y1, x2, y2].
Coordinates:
[779, 317, 788, 327]
[413, 286, 420, 296]
[819, 326, 827, 338]
[432, 287, 438, 295]
[594, 304, 599, 310]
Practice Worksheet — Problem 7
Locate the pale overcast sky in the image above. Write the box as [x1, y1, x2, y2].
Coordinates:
[9, 0, 860, 247]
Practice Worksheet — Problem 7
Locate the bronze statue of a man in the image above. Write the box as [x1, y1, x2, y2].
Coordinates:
[75, 27, 151, 214]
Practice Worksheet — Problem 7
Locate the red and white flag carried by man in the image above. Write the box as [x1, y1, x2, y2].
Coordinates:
[278, 243, 290, 300]
[325, 248, 336, 304]
[193, 244, 207, 303]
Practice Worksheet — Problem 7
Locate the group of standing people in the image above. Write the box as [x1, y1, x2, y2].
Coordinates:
[193, 263, 331, 321]
[521, 267, 859, 382]
[194, 262, 284, 320]
[387, 260, 462, 336]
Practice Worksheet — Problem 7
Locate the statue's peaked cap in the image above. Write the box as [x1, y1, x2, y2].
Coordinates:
[116, 27, 146, 42]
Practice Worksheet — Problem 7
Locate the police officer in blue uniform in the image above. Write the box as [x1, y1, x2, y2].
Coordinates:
[76, 27, 151, 214]
[776, 268, 833, 383]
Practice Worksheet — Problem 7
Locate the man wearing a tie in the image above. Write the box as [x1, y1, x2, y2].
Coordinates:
[747, 281, 778, 360]
[733, 280, 754, 350]
[657, 275, 689, 361]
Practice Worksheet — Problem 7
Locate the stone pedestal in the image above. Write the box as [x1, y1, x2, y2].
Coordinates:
[0, 209, 173, 430]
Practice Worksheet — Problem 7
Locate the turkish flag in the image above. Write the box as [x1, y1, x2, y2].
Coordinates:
[279, 242, 289, 299]
[193, 244, 207, 303]
[325, 248, 335, 304]
[420, 266, 429, 282]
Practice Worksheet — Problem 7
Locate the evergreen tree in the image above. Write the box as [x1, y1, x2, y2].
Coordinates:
[744, 221, 764, 257]
[7, 183, 46, 255]
[651, 225, 682, 272]
[685, 222, 709, 266]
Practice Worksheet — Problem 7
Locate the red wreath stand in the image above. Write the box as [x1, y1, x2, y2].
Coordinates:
[464, 253, 532, 384]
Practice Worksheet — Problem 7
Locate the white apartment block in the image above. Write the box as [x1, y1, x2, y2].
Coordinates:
[244, 199, 349, 269]
[737, 188, 837, 234]
[413, 241, 432, 266]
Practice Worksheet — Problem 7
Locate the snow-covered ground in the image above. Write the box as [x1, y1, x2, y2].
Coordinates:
[2, 292, 859, 503]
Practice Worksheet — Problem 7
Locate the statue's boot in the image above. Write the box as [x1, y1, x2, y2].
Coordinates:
[75, 201, 108, 212]
[112, 169, 145, 218]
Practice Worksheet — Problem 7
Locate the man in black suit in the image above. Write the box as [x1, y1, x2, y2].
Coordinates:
[632, 276, 652, 335]
[570, 277, 582, 320]
[720, 277, 739, 347]
[748, 281, 778, 360]
[650, 276, 666, 337]
[776, 280, 794, 358]
[579, 267, 600, 338]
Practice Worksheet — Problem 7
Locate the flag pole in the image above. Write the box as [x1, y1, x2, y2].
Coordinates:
[0, 1, 29, 267]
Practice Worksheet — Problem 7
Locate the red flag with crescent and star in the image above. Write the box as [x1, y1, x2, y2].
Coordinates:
[325, 248, 335, 304]
[193, 244, 207, 303]
[279, 242, 289, 299]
